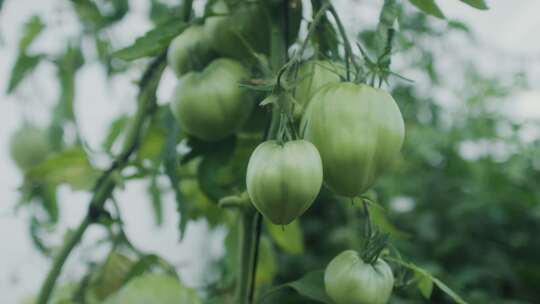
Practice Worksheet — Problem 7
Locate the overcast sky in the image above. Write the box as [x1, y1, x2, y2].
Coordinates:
[1, 0, 539, 302]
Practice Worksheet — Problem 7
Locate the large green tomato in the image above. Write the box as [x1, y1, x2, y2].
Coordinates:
[294, 60, 342, 118]
[204, 1, 270, 61]
[104, 274, 201, 304]
[167, 25, 214, 77]
[170, 58, 253, 142]
[9, 125, 50, 171]
[301, 83, 405, 197]
[246, 140, 323, 225]
[325, 250, 394, 304]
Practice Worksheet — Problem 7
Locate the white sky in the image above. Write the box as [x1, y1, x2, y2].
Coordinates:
[0, 0, 539, 302]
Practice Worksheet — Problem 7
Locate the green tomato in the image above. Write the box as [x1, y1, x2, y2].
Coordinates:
[204, 1, 270, 61]
[325, 250, 394, 304]
[104, 274, 201, 304]
[170, 58, 253, 142]
[167, 25, 215, 77]
[246, 140, 323, 225]
[9, 125, 50, 170]
[294, 61, 342, 118]
[301, 82, 405, 197]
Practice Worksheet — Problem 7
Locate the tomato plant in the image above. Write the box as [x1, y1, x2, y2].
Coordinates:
[4, 0, 498, 304]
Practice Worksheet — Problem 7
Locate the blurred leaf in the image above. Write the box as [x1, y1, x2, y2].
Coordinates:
[256, 237, 277, 285]
[103, 115, 130, 152]
[19, 15, 45, 51]
[367, 202, 411, 240]
[72, 0, 129, 31]
[148, 176, 163, 226]
[408, 0, 445, 19]
[113, 19, 187, 61]
[150, 0, 183, 24]
[287, 270, 333, 303]
[55, 45, 84, 121]
[136, 125, 166, 162]
[459, 0, 488, 10]
[197, 136, 237, 202]
[88, 252, 135, 301]
[265, 219, 305, 255]
[27, 147, 99, 190]
[163, 113, 190, 237]
[6, 53, 41, 93]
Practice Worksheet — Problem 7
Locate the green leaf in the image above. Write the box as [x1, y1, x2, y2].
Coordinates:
[408, 0, 445, 18]
[287, 270, 333, 303]
[19, 15, 45, 51]
[27, 147, 100, 190]
[265, 219, 305, 255]
[256, 237, 278, 285]
[459, 0, 488, 10]
[414, 270, 434, 299]
[55, 45, 84, 121]
[197, 136, 237, 202]
[432, 276, 468, 304]
[136, 125, 166, 162]
[366, 200, 411, 240]
[6, 53, 41, 93]
[148, 176, 163, 226]
[103, 115, 130, 152]
[163, 113, 190, 238]
[113, 19, 187, 61]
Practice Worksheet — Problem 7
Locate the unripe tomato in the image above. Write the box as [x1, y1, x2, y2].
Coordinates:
[246, 140, 323, 225]
[167, 25, 214, 77]
[301, 83, 405, 197]
[294, 61, 342, 118]
[104, 274, 202, 304]
[204, 1, 269, 61]
[325, 250, 394, 304]
[9, 125, 50, 170]
[170, 58, 253, 142]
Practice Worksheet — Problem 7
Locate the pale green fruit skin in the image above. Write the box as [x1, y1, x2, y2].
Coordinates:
[204, 1, 269, 61]
[167, 25, 214, 77]
[325, 250, 394, 304]
[104, 274, 201, 304]
[301, 82, 405, 197]
[10, 125, 50, 170]
[170, 58, 253, 142]
[294, 61, 342, 118]
[246, 140, 323, 225]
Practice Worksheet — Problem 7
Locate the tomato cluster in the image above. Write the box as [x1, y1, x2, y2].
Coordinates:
[168, 4, 403, 303]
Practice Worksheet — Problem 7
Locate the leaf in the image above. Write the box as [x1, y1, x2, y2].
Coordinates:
[408, 0, 445, 19]
[136, 125, 167, 162]
[287, 270, 333, 303]
[256, 237, 278, 285]
[113, 19, 187, 61]
[414, 270, 434, 299]
[388, 257, 469, 304]
[19, 15, 45, 51]
[459, 0, 488, 10]
[265, 219, 305, 255]
[27, 147, 100, 190]
[148, 176, 163, 226]
[367, 202, 411, 240]
[55, 45, 84, 121]
[197, 136, 237, 201]
[103, 115, 130, 152]
[163, 113, 189, 238]
[6, 53, 41, 93]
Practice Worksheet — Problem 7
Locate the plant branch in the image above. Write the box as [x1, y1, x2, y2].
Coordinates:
[36, 53, 166, 304]
[327, 4, 361, 81]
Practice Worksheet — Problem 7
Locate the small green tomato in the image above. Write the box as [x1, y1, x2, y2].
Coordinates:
[246, 140, 323, 225]
[9, 125, 50, 170]
[325, 250, 394, 304]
